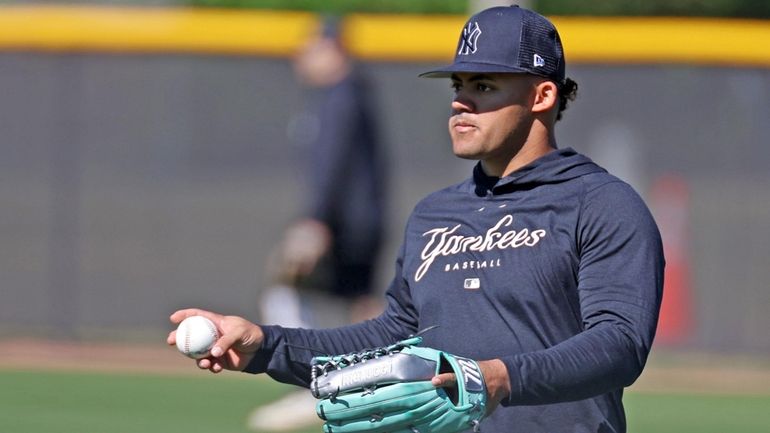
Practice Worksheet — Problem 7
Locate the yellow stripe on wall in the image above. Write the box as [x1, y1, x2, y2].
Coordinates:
[0, 6, 319, 56]
[342, 14, 464, 62]
[1, 5, 769, 67]
[554, 17, 770, 67]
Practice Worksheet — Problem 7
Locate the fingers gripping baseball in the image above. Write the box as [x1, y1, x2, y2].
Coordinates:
[168, 308, 264, 373]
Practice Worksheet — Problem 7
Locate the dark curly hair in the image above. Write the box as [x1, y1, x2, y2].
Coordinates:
[556, 78, 578, 121]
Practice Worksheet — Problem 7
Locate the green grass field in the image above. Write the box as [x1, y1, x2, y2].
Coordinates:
[1, 369, 769, 433]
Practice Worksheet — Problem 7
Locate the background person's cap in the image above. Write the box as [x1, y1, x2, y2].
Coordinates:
[420, 5, 566, 83]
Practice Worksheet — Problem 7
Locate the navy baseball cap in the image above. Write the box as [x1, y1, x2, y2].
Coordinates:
[420, 5, 566, 83]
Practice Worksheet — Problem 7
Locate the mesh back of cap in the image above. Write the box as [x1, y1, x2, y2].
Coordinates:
[517, 13, 563, 81]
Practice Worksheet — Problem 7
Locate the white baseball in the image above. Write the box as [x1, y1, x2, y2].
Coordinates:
[175, 316, 220, 359]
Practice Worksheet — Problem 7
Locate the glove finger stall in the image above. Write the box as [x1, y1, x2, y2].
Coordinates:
[318, 381, 439, 421]
[322, 390, 446, 433]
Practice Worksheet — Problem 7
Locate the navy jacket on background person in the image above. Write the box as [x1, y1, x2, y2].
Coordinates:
[246, 148, 665, 433]
[292, 70, 386, 295]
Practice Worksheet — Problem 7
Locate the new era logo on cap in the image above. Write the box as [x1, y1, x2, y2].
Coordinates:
[534, 54, 545, 67]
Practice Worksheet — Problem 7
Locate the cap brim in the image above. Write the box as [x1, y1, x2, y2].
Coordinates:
[418, 62, 533, 78]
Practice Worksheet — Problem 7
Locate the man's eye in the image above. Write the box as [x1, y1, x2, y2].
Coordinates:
[451, 82, 462, 92]
[477, 83, 492, 92]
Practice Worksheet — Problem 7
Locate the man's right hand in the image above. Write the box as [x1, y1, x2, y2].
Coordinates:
[167, 308, 264, 373]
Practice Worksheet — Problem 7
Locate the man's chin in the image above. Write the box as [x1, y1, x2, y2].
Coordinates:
[453, 152, 479, 161]
[451, 144, 482, 161]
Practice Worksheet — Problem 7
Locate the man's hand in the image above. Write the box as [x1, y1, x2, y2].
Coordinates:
[272, 219, 332, 282]
[432, 358, 511, 416]
[167, 308, 264, 373]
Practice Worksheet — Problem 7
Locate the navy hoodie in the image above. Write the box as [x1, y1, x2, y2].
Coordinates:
[246, 148, 664, 433]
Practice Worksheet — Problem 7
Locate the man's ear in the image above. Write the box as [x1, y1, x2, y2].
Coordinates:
[532, 80, 558, 114]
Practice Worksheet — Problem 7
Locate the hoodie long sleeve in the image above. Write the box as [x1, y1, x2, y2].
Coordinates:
[245, 148, 664, 433]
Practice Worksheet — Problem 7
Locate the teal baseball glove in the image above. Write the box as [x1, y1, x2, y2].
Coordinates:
[310, 336, 487, 433]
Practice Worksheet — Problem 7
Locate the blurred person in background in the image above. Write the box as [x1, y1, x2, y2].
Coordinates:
[250, 17, 388, 431]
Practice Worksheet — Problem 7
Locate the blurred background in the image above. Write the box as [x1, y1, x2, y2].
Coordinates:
[0, 1, 769, 432]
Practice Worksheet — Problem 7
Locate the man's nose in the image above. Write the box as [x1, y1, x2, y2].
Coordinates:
[451, 93, 475, 114]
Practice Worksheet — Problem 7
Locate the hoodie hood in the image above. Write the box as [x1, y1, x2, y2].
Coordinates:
[472, 147, 606, 196]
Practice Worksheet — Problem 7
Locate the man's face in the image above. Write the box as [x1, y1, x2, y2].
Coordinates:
[448, 73, 538, 173]
[293, 37, 346, 87]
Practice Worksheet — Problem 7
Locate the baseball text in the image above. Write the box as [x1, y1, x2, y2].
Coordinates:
[415, 215, 546, 281]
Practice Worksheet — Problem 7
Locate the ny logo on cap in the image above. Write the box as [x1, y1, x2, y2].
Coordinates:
[458, 22, 482, 55]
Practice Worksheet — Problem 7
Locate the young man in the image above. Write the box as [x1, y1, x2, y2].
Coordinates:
[168, 6, 664, 433]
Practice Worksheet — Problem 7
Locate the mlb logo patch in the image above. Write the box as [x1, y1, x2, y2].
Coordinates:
[463, 278, 481, 289]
